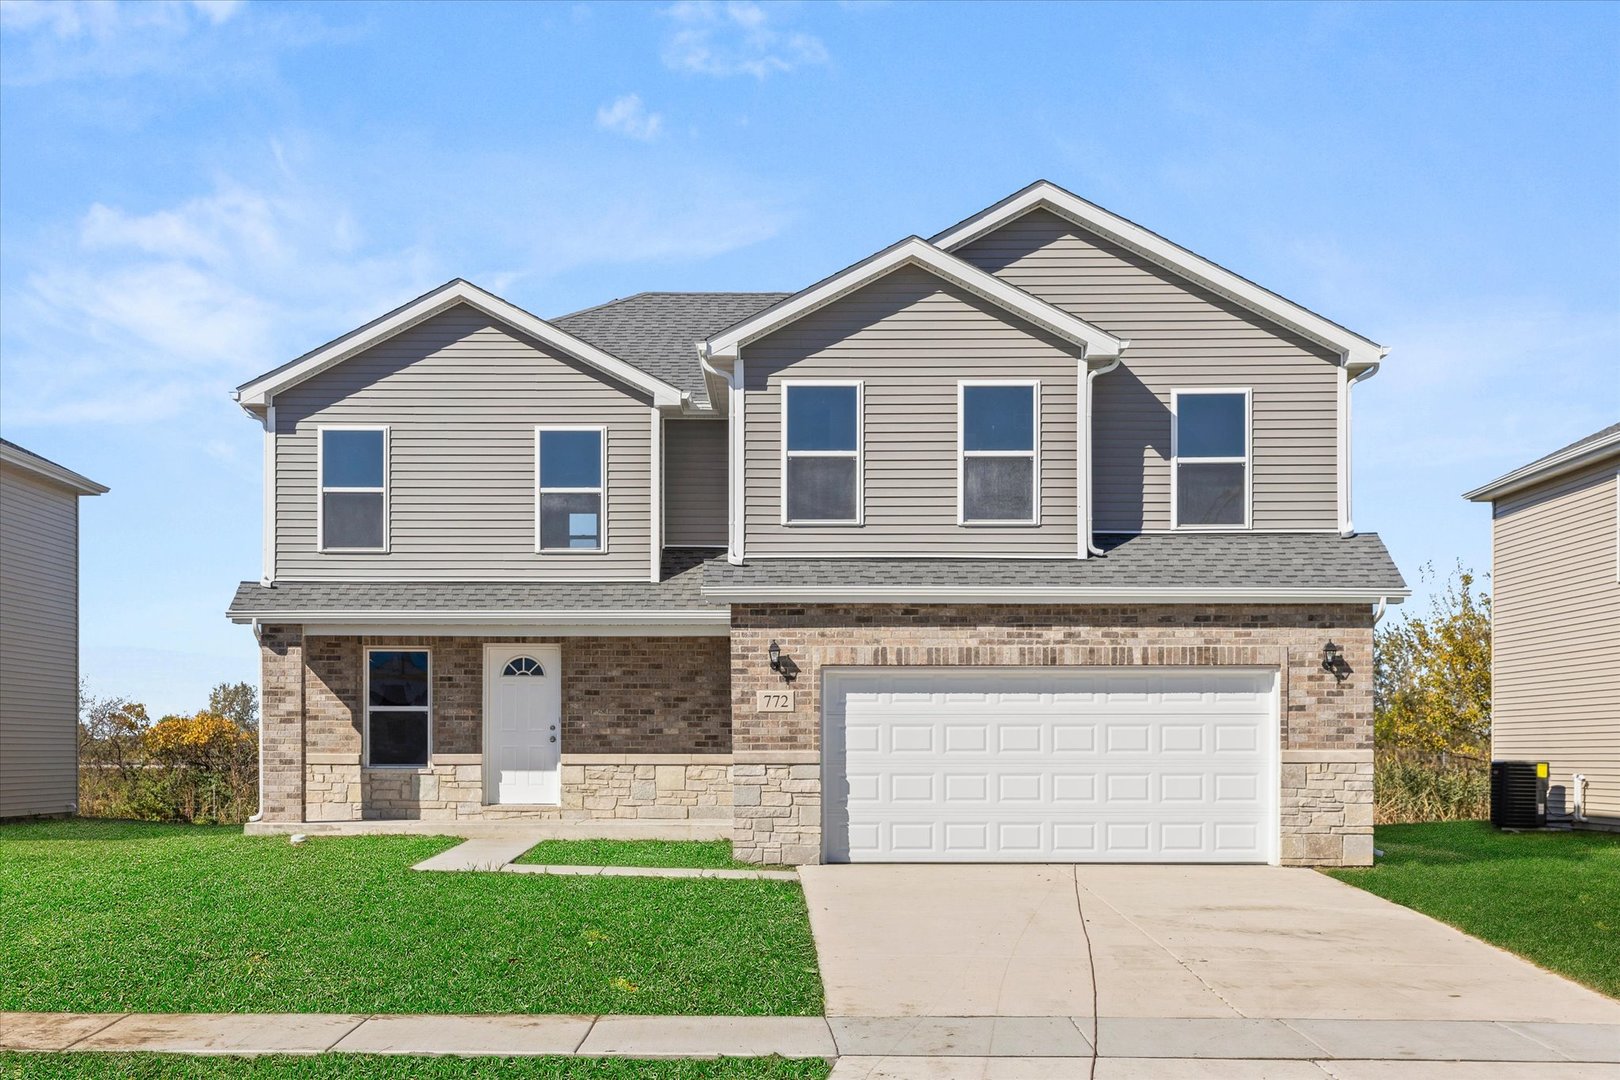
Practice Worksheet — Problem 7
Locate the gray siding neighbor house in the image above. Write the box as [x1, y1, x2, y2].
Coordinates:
[1467, 424, 1620, 828]
[227, 180, 1407, 866]
[0, 440, 107, 820]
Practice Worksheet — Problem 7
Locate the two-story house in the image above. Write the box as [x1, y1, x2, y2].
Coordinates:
[228, 181, 1407, 866]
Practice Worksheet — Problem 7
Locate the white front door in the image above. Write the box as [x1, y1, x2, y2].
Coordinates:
[823, 667, 1278, 864]
[484, 645, 563, 805]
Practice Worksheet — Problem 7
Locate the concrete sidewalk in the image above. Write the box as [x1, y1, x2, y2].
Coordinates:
[407, 834, 799, 880]
[5, 1012, 1617, 1064]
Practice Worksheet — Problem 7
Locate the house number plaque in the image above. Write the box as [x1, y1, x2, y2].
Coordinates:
[755, 690, 796, 712]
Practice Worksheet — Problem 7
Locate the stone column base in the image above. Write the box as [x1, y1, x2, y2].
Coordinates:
[1281, 750, 1375, 866]
[732, 753, 821, 865]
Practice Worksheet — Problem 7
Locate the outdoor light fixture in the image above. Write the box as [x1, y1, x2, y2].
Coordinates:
[766, 640, 798, 682]
[1321, 640, 1349, 682]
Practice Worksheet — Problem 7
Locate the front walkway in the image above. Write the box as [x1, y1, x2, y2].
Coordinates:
[798, 863, 1620, 1023]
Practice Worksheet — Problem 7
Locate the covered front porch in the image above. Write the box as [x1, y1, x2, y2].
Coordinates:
[251, 624, 734, 826]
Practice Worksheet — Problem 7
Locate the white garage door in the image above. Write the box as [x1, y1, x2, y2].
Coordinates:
[823, 668, 1277, 864]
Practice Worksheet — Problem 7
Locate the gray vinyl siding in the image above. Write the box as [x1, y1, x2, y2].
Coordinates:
[663, 419, 727, 547]
[957, 208, 1342, 532]
[0, 465, 80, 818]
[274, 305, 653, 581]
[1489, 457, 1620, 823]
[742, 264, 1081, 557]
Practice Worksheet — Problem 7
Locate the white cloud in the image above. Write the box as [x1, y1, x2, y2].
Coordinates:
[0, 170, 434, 427]
[0, 0, 241, 39]
[595, 93, 664, 141]
[661, 1, 828, 79]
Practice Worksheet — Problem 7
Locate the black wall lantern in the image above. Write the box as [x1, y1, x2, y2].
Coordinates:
[767, 640, 799, 682]
[1321, 640, 1350, 682]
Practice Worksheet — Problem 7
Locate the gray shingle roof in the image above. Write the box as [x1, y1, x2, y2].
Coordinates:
[702, 532, 1408, 601]
[1465, 421, 1620, 502]
[227, 548, 727, 621]
[554, 292, 789, 408]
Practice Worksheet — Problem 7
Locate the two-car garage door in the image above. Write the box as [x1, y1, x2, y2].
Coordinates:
[823, 668, 1278, 864]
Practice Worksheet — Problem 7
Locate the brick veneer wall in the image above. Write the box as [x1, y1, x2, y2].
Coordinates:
[728, 603, 1375, 866]
[257, 630, 732, 821]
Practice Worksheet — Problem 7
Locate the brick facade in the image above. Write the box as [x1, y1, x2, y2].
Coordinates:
[257, 605, 1375, 867]
[258, 630, 732, 822]
[728, 603, 1375, 867]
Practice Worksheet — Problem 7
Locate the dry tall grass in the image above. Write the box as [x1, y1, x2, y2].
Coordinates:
[1374, 748, 1489, 824]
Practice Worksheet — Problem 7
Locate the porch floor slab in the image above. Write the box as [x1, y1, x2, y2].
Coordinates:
[245, 819, 730, 840]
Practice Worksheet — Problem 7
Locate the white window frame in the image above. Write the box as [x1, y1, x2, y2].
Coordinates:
[363, 646, 432, 769]
[780, 379, 864, 526]
[958, 378, 1042, 526]
[316, 424, 390, 553]
[535, 424, 609, 554]
[1170, 387, 1253, 531]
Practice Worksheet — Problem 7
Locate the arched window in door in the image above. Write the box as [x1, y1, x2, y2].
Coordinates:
[502, 656, 544, 677]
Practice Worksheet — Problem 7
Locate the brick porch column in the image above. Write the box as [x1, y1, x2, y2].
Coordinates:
[257, 623, 305, 822]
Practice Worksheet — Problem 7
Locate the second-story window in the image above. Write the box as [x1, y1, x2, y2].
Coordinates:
[1173, 389, 1250, 528]
[536, 426, 606, 552]
[960, 381, 1040, 525]
[783, 382, 861, 524]
[319, 427, 388, 552]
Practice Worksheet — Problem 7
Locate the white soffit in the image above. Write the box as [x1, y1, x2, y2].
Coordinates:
[702, 236, 1124, 364]
[931, 181, 1387, 372]
[234, 279, 685, 410]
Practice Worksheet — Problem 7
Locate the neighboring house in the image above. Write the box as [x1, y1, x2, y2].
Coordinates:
[227, 180, 1407, 866]
[0, 439, 107, 820]
[1466, 423, 1620, 829]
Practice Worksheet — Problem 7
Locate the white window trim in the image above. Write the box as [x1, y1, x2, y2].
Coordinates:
[363, 646, 432, 769]
[1170, 388, 1253, 531]
[780, 379, 864, 526]
[316, 424, 390, 554]
[535, 424, 609, 555]
[958, 379, 1042, 527]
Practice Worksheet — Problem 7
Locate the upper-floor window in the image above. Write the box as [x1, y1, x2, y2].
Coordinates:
[366, 648, 430, 767]
[1172, 389, 1250, 529]
[960, 381, 1039, 525]
[783, 381, 862, 524]
[319, 427, 388, 552]
[536, 426, 606, 552]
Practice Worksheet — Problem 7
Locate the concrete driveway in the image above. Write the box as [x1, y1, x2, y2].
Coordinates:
[802, 863, 1620, 1076]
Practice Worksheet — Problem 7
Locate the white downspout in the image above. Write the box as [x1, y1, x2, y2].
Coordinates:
[1085, 356, 1124, 556]
[1571, 774, 1588, 823]
[1341, 360, 1382, 537]
[1372, 595, 1388, 625]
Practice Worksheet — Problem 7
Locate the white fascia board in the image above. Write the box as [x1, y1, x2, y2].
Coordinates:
[234, 279, 684, 410]
[300, 619, 730, 638]
[1464, 429, 1620, 502]
[702, 236, 1123, 365]
[228, 608, 731, 627]
[0, 443, 108, 495]
[932, 181, 1387, 370]
[701, 586, 1409, 604]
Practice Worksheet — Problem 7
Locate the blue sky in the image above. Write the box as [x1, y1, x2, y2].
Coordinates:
[2, 0, 1616, 716]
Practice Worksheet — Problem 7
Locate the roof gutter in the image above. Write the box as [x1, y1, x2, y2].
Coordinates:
[226, 608, 732, 626]
[700, 586, 1410, 605]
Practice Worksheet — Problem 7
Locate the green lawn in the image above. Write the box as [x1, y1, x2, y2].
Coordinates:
[0, 1055, 829, 1080]
[514, 840, 761, 869]
[0, 820, 822, 1016]
[1325, 820, 1620, 997]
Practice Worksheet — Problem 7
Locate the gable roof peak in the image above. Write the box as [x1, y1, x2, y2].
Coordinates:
[233, 278, 686, 413]
[933, 180, 1387, 372]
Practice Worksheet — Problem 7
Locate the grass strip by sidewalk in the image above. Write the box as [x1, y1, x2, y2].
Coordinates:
[513, 840, 764, 870]
[0, 1054, 830, 1080]
[1325, 820, 1620, 998]
[0, 820, 822, 1016]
